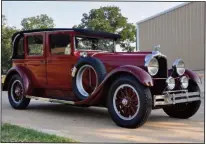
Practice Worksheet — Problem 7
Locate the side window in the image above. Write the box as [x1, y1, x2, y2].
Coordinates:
[27, 35, 43, 56]
[13, 37, 25, 59]
[49, 34, 71, 55]
[17, 38, 24, 56]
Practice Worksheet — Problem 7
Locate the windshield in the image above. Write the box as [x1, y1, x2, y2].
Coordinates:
[75, 36, 115, 52]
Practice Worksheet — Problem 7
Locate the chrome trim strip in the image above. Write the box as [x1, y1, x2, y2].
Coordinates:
[26, 95, 75, 105]
[154, 91, 201, 106]
[163, 89, 188, 93]
[91, 51, 109, 57]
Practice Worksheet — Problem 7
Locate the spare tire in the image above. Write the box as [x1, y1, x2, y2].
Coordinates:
[72, 57, 107, 100]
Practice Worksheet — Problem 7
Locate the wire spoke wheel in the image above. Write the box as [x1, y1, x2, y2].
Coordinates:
[76, 64, 98, 98]
[10, 80, 24, 104]
[113, 84, 140, 121]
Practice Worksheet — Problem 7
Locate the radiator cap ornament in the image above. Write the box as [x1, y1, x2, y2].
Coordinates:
[153, 44, 160, 51]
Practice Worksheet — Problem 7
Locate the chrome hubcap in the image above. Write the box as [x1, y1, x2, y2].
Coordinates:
[122, 98, 128, 106]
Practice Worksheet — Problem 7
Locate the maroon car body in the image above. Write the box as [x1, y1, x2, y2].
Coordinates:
[3, 28, 202, 128]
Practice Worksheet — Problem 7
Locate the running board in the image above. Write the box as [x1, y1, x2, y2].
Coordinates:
[26, 95, 75, 105]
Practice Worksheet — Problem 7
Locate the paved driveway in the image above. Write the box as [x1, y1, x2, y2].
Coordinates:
[1, 91, 204, 143]
[1, 75, 205, 143]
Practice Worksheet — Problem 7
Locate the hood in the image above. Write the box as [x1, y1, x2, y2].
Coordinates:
[88, 51, 152, 72]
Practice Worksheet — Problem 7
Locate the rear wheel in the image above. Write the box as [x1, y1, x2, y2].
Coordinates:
[8, 74, 30, 109]
[107, 75, 152, 128]
[163, 81, 201, 119]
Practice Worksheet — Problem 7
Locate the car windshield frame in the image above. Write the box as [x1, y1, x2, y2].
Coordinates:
[74, 35, 116, 52]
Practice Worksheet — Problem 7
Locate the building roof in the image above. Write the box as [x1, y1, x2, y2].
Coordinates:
[12, 28, 121, 41]
[136, 2, 190, 25]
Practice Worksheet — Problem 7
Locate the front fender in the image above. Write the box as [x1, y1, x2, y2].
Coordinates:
[75, 65, 153, 105]
[3, 65, 33, 94]
[185, 69, 202, 84]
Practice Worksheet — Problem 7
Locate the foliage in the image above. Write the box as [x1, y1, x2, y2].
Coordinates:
[73, 6, 136, 52]
[2, 14, 55, 74]
[75, 36, 114, 52]
[2, 15, 18, 74]
[1, 123, 77, 142]
[21, 14, 55, 30]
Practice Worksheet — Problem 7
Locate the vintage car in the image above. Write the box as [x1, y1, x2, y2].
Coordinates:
[3, 28, 202, 128]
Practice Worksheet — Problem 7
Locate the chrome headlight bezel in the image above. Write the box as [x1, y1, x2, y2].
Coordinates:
[180, 76, 189, 89]
[173, 59, 185, 76]
[166, 76, 175, 90]
[145, 56, 159, 76]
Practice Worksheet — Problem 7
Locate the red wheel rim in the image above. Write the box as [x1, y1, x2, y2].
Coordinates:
[113, 84, 140, 120]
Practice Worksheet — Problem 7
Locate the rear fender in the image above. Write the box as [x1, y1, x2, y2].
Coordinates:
[3, 65, 34, 94]
[75, 65, 153, 105]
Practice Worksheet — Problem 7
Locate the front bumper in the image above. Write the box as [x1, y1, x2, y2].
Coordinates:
[154, 90, 201, 106]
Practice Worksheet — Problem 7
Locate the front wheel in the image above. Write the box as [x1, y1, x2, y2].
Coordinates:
[8, 74, 30, 109]
[163, 80, 201, 119]
[107, 75, 152, 128]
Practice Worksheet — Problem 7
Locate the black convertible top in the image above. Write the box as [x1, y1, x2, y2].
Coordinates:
[12, 28, 121, 42]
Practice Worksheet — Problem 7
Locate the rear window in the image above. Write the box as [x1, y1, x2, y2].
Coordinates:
[27, 35, 43, 56]
[12, 36, 25, 59]
[16, 37, 24, 58]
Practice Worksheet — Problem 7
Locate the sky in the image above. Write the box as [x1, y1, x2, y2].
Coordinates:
[2, 1, 185, 29]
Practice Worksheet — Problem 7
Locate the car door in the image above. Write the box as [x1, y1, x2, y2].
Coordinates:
[24, 32, 47, 87]
[46, 31, 76, 90]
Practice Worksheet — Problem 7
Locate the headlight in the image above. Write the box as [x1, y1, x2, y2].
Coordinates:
[146, 57, 159, 76]
[180, 76, 189, 89]
[166, 76, 175, 90]
[173, 59, 185, 76]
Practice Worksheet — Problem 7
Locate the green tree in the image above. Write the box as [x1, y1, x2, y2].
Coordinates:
[1, 14, 55, 73]
[2, 15, 18, 74]
[21, 14, 55, 30]
[73, 6, 136, 52]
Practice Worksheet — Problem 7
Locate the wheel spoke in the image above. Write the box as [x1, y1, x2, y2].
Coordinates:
[120, 89, 126, 97]
[125, 87, 129, 96]
[127, 107, 132, 117]
[123, 107, 129, 117]
[130, 105, 136, 115]
[130, 92, 136, 98]
[132, 99, 138, 105]
[115, 99, 122, 105]
[128, 87, 132, 96]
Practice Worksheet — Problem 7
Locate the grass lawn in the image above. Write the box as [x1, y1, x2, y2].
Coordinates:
[1, 123, 77, 143]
